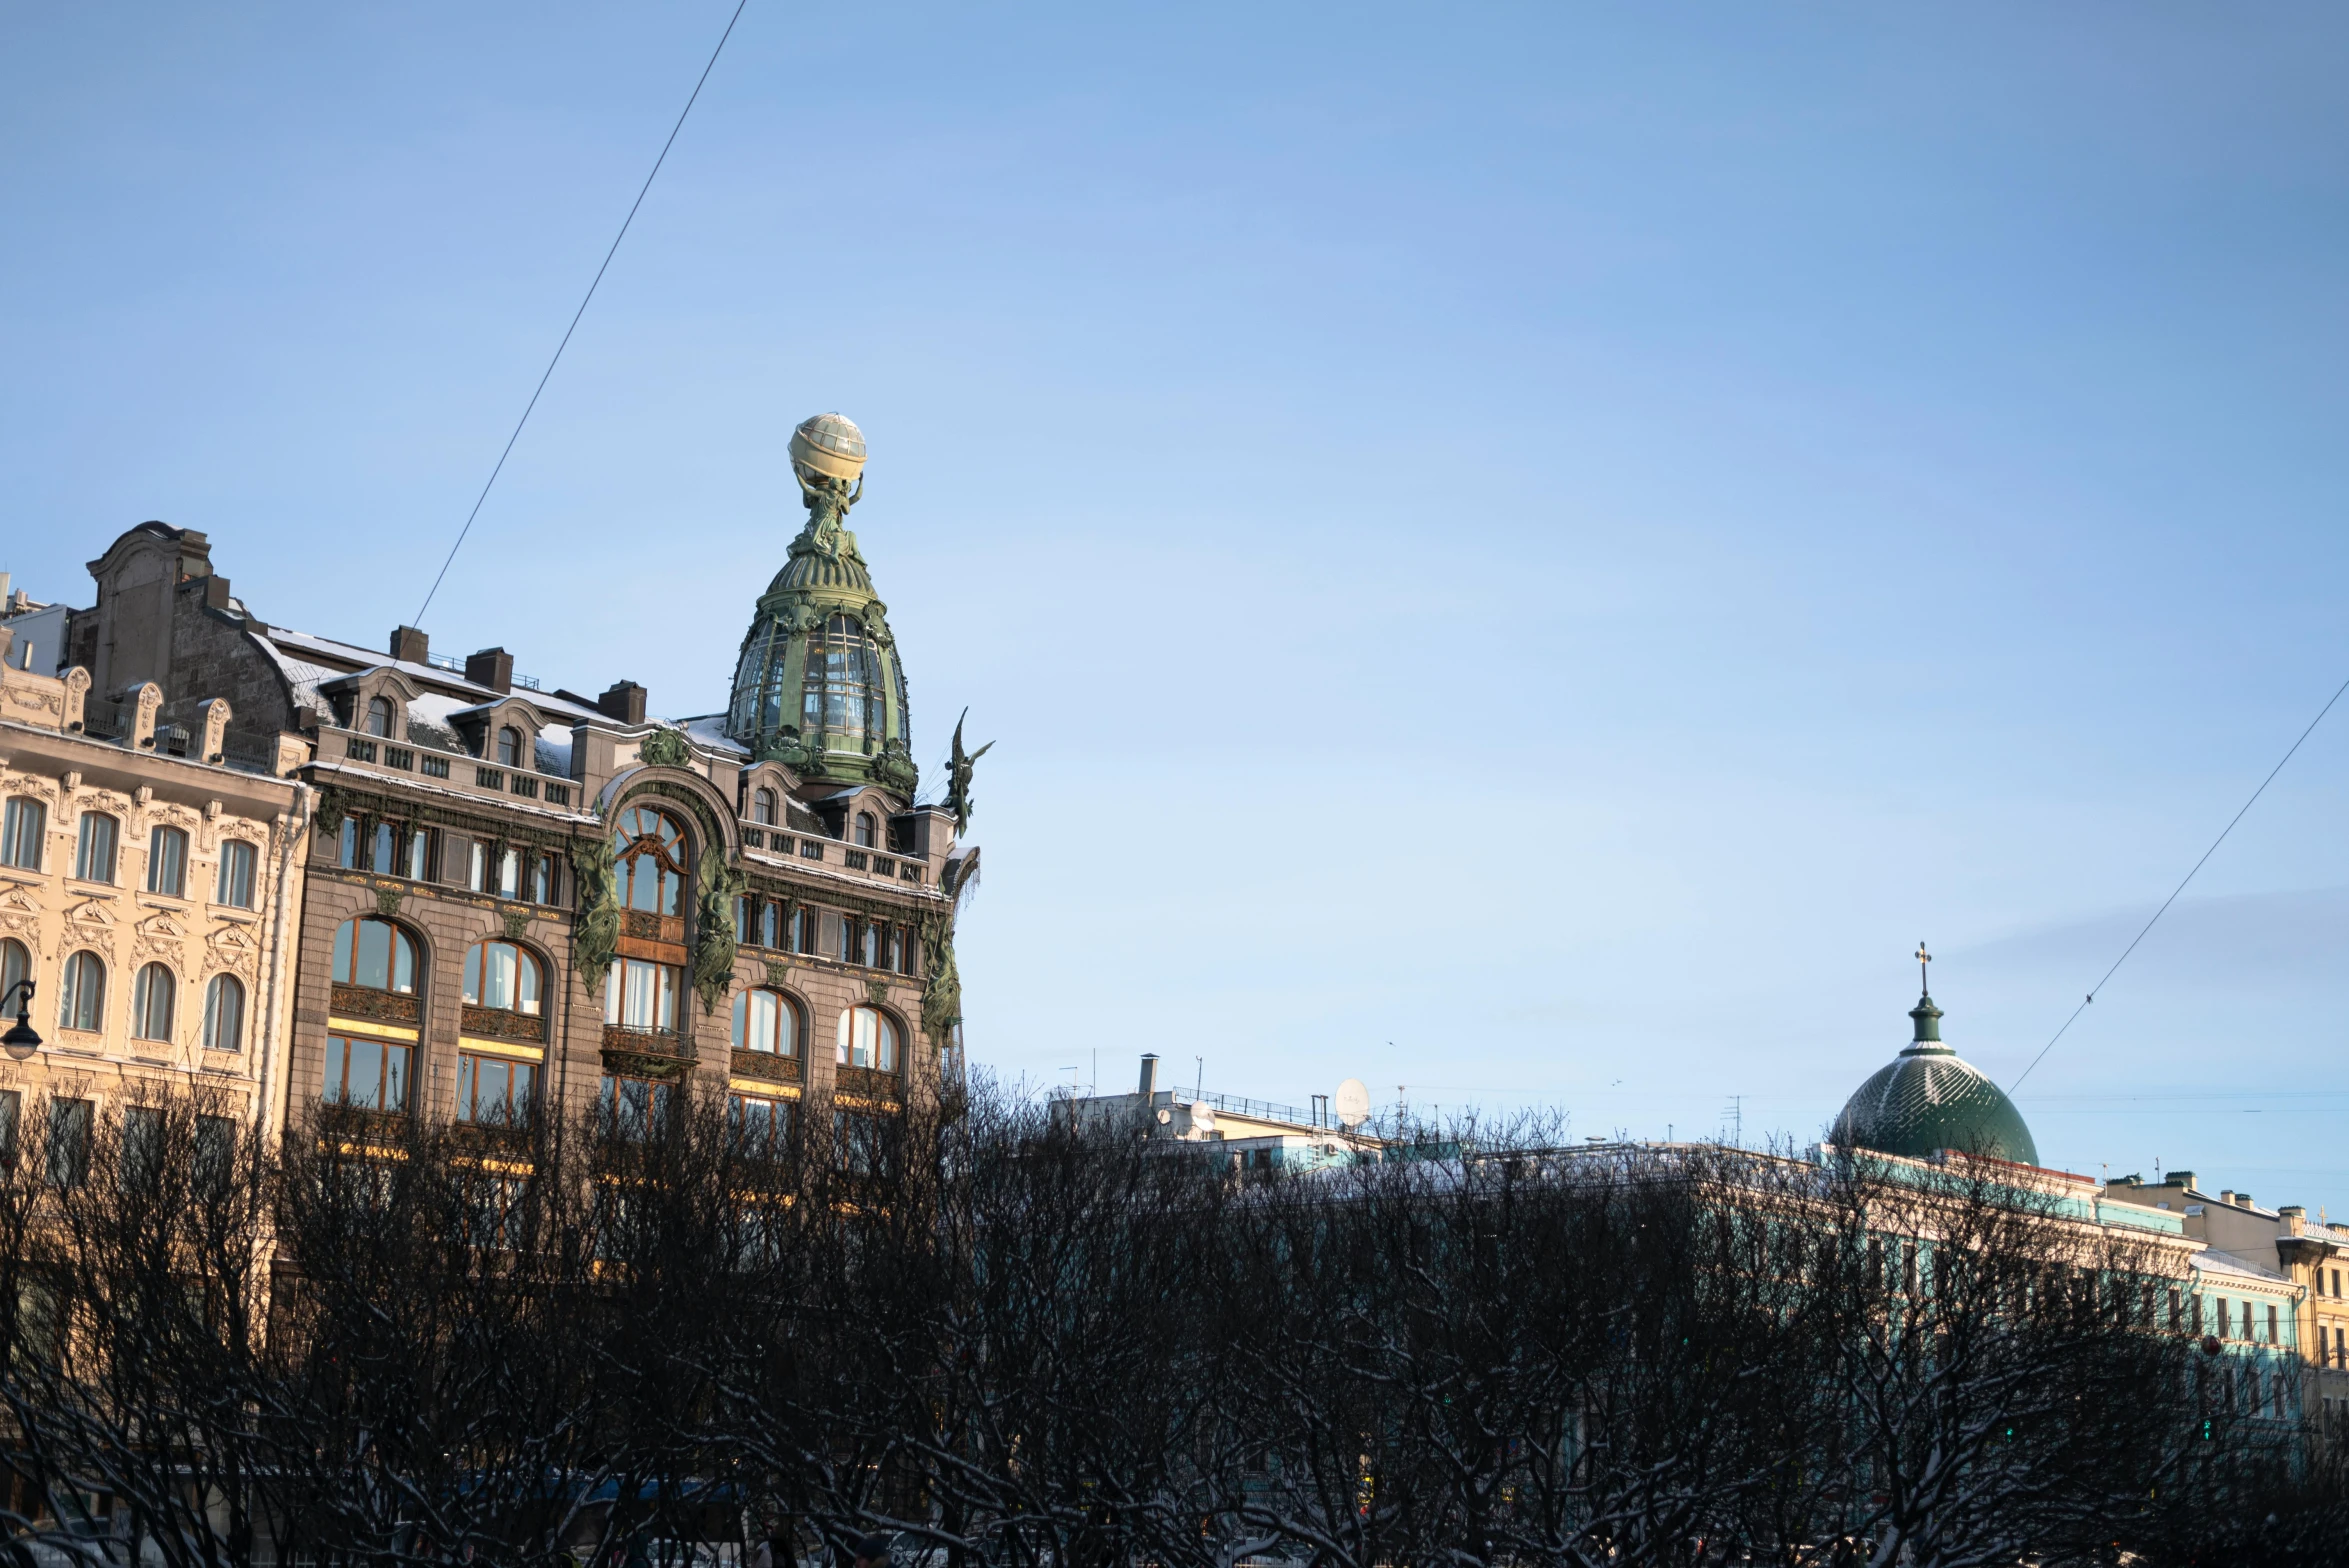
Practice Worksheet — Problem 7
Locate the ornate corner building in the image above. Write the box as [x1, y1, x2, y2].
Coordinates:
[4, 413, 974, 1156]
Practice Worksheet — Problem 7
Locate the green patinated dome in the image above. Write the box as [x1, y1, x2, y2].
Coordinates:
[1831, 991, 2039, 1166]
[724, 415, 918, 796]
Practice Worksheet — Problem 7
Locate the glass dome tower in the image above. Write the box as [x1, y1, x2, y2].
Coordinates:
[724, 414, 919, 796]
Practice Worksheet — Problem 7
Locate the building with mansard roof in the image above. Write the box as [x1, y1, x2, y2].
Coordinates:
[44, 412, 972, 1150]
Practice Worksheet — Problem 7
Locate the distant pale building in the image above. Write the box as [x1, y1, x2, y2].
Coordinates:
[0, 613, 309, 1138]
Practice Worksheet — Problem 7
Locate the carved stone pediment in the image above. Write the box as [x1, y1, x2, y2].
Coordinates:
[205, 920, 260, 978]
[134, 909, 189, 962]
[0, 885, 39, 939]
[64, 897, 116, 945]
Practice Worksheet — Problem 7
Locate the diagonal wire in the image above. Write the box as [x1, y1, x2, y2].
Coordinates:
[2008, 668, 2349, 1092]
[414, 0, 750, 627]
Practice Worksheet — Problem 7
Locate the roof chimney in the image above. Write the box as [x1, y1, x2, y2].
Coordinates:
[1137, 1053, 1159, 1100]
[391, 626, 429, 665]
[598, 681, 647, 724]
[464, 646, 514, 695]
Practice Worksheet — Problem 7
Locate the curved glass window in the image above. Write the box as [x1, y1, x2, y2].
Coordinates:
[464, 940, 543, 1015]
[802, 614, 882, 746]
[835, 1005, 900, 1072]
[132, 963, 175, 1041]
[729, 621, 789, 738]
[59, 951, 105, 1032]
[204, 974, 246, 1051]
[0, 938, 28, 1008]
[612, 806, 685, 915]
[332, 917, 419, 994]
[732, 987, 796, 1056]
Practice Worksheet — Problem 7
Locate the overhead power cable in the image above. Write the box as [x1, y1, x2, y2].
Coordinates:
[413, 0, 750, 627]
[2008, 667, 2349, 1092]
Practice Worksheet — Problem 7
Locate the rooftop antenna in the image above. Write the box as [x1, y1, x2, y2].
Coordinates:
[1195, 1057, 1204, 1100]
[1723, 1096, 1744, 1147]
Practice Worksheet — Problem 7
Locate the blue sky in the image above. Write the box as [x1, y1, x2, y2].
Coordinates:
[5, 5, 2347, 1211]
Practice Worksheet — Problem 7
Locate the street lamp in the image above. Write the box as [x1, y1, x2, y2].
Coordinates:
[1, 980, 39, 1058]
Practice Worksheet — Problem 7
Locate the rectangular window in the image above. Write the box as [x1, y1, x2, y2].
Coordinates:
[796, 907, 819, 955]
[728, 1092, 793, 1158]
[404, 826, 436, 882]
[0, 798, 45, 871]
[762, 901, 782, 950]
[603, 959, 679, 1033]
[216, 839, 258, 907]
[369, 821, 399, 875]
[338, 818, 359, 869]
[834, 912, 854, 963]
[2218, 1298, 2231, 1339]
[467, 840, 489, 893]
[120, 1105, 164, 1192]
[74, 812, 118, 883]
[47, 1098, 92, 1188]
[146, 825, 188, 896]
[2269, 1304, 2279, 1345]
[898, 925, 919, 977]
[497, 846, 521, 900]
[324, 1032, 412, 1112]
[832, 1108, 895, 1180]
[2190, 1296, 2202, 1336]
[0, 1088, 19, 1166]
[421, 753, 452, 779]
[456, 1052, 537, 1126]
[532, 852, 557, 905]
[735, 894, 754, 944]
[598, 1074, 672, 1141]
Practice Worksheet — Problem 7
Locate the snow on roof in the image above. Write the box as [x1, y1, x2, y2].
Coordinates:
[2191, 1249, 2292, 1284]
[261, 625, 636, 728]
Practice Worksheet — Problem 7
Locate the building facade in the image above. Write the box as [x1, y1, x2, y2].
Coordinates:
[0, 622, 308, 1147]
[34, 412, 972, 1152]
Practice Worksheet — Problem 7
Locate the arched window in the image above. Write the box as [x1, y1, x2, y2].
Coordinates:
[854, 811, 877, 848]
[732, 987, 797, 1056]
[203, 974, 246, 1051]
[58, 951, 105, 1032]
[132, 963, 175, 1041]
[752, 787, 778, 825]
[463, 940, 543, 1016]
[332, 917, 419, 994]
[366, 695, 396, 738]
[612, 806, 686, 915]
[497, 726, 523, 768]
[0, 938, 29, 1006]
[836, 1005, 900, 1072]
[802, 614, 883, 744]
[75, 812, 118, 883]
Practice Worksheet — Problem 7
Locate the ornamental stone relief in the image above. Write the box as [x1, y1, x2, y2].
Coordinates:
[134, 909, 189, 963]
[63, 897, 116, 954]
[204, 920, 260, 979]
[0, 885, 39, 941]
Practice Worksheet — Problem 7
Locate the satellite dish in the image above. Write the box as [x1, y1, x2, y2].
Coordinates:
[1156, 1107, 1172, 1125]
[1191, 1102, 1217, 1135]
[1334, 1079, 1372, 1129]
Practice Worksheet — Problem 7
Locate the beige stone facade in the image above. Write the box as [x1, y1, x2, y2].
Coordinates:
[0, 628, 309, 1139]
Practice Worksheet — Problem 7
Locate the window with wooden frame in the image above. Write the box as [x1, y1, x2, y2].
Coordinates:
[835, 1004, 899, 1072]
[731, 987, 797, 1057]
[217, 839, 259, 906]
[612, 806, 686, 914]
[333, 917, 420, 995]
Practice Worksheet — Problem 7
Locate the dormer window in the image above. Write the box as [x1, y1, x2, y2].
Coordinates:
[366, 696, 396, 738]
[497, 726, 523, 768]
[854, 811, 877, 848]
[753, 787, 778, 825]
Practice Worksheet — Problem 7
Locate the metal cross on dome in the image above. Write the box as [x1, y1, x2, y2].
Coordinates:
[1916, 941, 1932, 993]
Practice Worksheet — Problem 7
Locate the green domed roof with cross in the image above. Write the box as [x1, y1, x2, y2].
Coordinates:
[724, 413, 919, 796]
[1830, 948, 2039, 1167]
